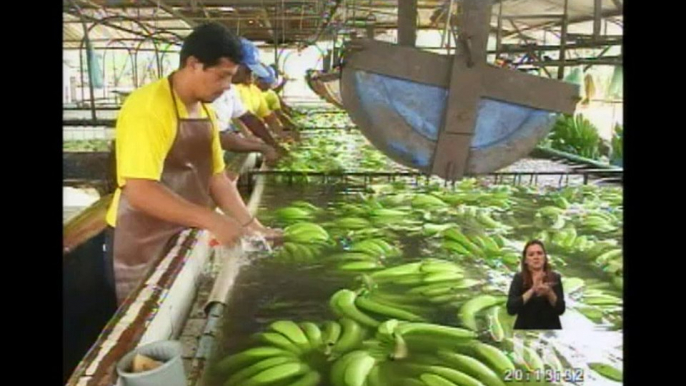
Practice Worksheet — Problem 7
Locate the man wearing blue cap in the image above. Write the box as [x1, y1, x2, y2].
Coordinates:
[255, 65, 299, 135]
[212, 86, 283, 180]
[233, 38, 293, 141]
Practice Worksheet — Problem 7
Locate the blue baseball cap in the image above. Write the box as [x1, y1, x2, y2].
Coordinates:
[257, 65, 277, 86]
[240, 38, 270, 78]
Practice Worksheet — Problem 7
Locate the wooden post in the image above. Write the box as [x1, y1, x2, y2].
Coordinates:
[593, 0, 602, 41]
[558, 0, 569, 79]
[496, 0, 504, 60]
[398, 0, 417, 47]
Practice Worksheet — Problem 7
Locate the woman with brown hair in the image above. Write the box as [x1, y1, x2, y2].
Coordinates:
[506, 240, 566, 329]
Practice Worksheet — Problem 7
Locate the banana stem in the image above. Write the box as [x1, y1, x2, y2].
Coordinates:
[391, 333, 409, 360]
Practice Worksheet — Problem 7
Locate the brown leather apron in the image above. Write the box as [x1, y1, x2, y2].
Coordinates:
[112, 74, 215, 304]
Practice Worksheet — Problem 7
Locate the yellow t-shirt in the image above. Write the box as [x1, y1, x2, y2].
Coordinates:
[263, 89, 281, 111]
[105, 77, 225, 227]
[235, 83, 271, 119]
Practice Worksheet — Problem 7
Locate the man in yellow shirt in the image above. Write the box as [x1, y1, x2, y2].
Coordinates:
[255, 66, 299, 134]
[232, 39, 295, 141]
[105, 23, 279, 304]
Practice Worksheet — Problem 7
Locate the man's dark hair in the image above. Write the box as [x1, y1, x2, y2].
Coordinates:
[179, 23, 243, 69]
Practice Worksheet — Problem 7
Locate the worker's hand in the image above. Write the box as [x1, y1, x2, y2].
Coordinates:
[262, 146, 281, 167]
[284, 127, 301, 141]
[246, 219, 284, 246]
[275, 144, 289, 157]
[208, 212, 246, 247]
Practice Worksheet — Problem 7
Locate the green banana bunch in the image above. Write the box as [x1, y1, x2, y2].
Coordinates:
[266, 321, 313, 351]
[329, 318, 369, 356]
[561, 277, 585, 294]
[368, 260, 464, 287]
[589, 362, 623, 381]
[421, 223, 458, 237]
[444, 229, 486, 258]
[335, 260, 384, 272]
[214, 346, 298, 376]
[572, 234, 591, 252]
[474, 210, 510, 231]
[578, 213, 618, 233]
[584, 240, 619, 260]
[370, 208, 411, 220]
[290, 201, 323, 213]
[411, 194, 449, 209]
[556, 227, 578, 250]
[284, 223, 331, 244]
[322, 320, 343, 349]
[406, 279, 482, 297]
[552, 195, 571, 209]
[533, 212, 566, 230]
[327, 252, 382, 262]
[361, 290, 434, 315]
[575, 306, 605, 323]
[436, 350, 507, 386]
[330, 350, 378, 386]
[458, 295, 507, 331]
[375, 342, 515, 386]
[505, 338, 545, 375]
[354, 327, 511, 386]
[222, 355, 299, 386]
[333, 217, 373, 230]
[275, 242, 325, 263]
[355, 289, 428, 322]
[233, 361, 310, 386]
[299, 322, 323, 350]
[601, 259, 623, 277]
[274, 207, 315, 223]
[374, 320, 477, 355]
[464, 341, 517, 381]
[595, 248, 622, 266]
[217, 317, 370, 386]
[405, 365, 485, 386]
[360, 260, 482, 310]
[471, 234, 502, 257]
[330, 289, 381, 328]
[485, 306, 505, 343]
[349, 238, 401, 258]
[378, 193, 412, 208]
[581, 292, 622, 307]
[334, 204, 369, 218]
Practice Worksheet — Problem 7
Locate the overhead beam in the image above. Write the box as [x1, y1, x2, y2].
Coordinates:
[143, 0, 197, 27]
[64, 11, 180, 44]
[502, 14, 564, 20]
[64, 16, 180, 23]
[493, 38, 622, 54]
[503, 8, 623, 38]
[530, 56, 622, 66]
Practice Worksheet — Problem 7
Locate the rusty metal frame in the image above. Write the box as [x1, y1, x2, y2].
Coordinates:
[101, 39, 135, 101]
[68, 0, 98, 121]
[67, 9, 184, 112]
